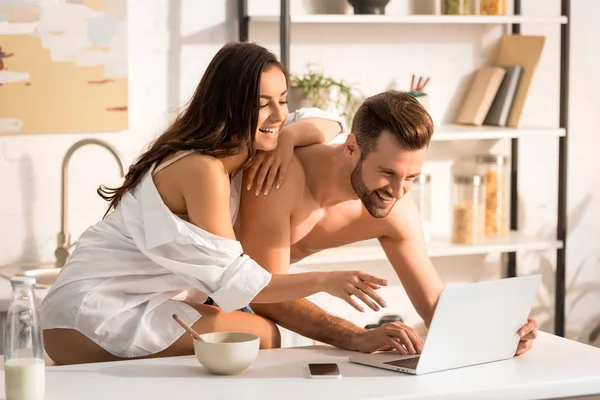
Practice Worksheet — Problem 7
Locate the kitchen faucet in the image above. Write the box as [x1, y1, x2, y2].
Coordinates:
[55, 139, 127, 268]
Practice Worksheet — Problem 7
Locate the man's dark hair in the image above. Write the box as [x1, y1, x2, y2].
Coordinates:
[351, 91, 434, 158]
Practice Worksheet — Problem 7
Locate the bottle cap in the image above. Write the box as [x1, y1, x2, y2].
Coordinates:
[10, 276, 36, 286]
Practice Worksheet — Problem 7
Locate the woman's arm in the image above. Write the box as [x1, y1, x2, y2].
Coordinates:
[254, 270, 386, 313]
[246, 107, 348, 194]
[252, 271, 326, 304]
[280, 116, 343, 146]
[283, 106, 348, 145]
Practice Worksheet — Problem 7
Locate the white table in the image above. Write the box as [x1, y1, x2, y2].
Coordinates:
[1, 332, 599, 400]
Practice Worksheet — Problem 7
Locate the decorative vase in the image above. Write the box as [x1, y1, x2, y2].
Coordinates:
[347, 0, 391, 15]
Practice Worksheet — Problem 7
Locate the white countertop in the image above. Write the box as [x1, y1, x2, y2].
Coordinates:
[1, 332, 599, 400]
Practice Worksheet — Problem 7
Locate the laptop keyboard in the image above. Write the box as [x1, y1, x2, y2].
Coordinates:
[383, 357, 420, 369]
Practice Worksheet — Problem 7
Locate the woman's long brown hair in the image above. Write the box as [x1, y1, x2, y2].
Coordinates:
[98, 42, 286, 216]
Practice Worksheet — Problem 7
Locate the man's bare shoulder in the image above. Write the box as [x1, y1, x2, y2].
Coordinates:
[241, 155, 306, 211]
[276, 154, 307, 194]
[380, 191, 424, 241]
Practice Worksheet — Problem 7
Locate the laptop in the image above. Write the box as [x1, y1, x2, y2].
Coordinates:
[349, 275, 541, 375]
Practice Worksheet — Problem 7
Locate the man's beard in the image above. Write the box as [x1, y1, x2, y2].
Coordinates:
[350, 159, 396, 219]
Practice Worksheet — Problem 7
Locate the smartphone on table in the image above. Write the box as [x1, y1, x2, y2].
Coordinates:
[308, 363, 341, 379]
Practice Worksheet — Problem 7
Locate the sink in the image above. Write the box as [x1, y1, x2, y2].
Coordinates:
[16, 268, 61, 288]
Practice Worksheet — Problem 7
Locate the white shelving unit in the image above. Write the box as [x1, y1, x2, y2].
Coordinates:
[239, 0, 570, 336]
[250, 15, 568, 25]
[295, 232, 563, 266]
[431, 125, 565, 141]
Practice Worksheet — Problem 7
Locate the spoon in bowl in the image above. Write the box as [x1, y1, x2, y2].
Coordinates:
[172, 314, 204, 342]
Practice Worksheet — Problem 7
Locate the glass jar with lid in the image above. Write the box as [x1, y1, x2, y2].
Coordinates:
[476, 154, 509, 237]
[442, 0, 472, 15]
[411, 174, 431, 242]
[451, 174, 485, 244]
[480, 0, 507, 15]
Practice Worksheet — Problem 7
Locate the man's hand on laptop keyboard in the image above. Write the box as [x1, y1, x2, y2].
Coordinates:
[515, 317, 538, 356]
[350, 321, 424, 355]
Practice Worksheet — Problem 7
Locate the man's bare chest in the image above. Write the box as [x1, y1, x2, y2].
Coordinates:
[289, 200, 383, 262]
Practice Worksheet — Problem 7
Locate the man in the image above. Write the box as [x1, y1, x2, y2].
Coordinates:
[236, 91, 538, 356]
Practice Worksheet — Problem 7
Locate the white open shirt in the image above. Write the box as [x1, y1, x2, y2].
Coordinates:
[40, 108, 347, 358]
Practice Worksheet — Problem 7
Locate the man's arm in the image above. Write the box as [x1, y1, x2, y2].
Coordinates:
[378, 193, 538, 356]
[378, 193, 445, 327]
[251, 300, 364, 349]
[237, 157, 365, 350]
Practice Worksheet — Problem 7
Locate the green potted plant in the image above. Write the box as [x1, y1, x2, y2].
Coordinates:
[289, 65, 361, 120]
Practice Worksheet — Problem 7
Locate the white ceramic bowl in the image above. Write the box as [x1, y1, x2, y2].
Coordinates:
[193, 332, 260, 375]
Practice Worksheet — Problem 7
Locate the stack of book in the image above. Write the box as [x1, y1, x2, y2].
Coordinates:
[455, 35, 546, 128]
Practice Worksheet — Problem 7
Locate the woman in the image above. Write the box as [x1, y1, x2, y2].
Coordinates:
[41, 42, 388, 365]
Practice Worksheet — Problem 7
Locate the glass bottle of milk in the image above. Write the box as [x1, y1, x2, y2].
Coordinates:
[3, 276, 45, 400]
